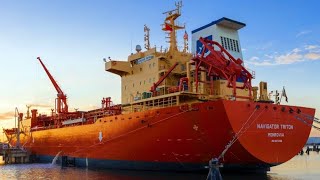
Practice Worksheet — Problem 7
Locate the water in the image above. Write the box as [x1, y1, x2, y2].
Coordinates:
[0, 152, 320, 180]
[51, 151, 62, 165]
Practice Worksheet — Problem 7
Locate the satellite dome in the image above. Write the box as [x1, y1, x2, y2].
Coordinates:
[136, 45, 142, 52]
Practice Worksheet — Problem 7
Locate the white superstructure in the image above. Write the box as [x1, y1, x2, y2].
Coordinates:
[191, 17, 245, 60]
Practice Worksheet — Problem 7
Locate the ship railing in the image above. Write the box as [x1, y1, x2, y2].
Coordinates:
[34, 125, 58, 131]
[30, 126, 46, 131]
[83, 112, 120, 124]
[30, 124, 62, 131]
[155, 45, 188, 54]
[130, 95, 178, 112]
[245, 66, 256, 79]
[155, 46, 168, 53]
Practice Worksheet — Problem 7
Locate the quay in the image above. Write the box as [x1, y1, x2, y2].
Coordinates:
[0, 142, 30, 164]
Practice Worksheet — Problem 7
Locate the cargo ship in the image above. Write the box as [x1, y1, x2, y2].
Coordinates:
[4, 2, 315, 172]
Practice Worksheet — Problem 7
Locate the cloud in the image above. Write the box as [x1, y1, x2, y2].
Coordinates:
[249, 56, 259, 61]
[247, 60, 274, 66]
[264, 54, 274, 59]
[291, 48, 301, 53]
[0, 111, 15, 120]
[305, 45, 319, 50]
[305, 53, 320, 60]
[247, 44, 320, 66]
[275, 53, 303, 64]
[304, 45, 320, 53]
[0, 104, 52, 120]
[296, 30, 312, 37]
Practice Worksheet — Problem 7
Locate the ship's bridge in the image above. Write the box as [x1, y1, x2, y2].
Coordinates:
[105, 60, 131, 76]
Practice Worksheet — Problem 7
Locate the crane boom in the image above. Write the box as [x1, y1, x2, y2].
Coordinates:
[37, 57, 68, 113]
[150, 62, 178, 95]
[37, 57, 63, 94]
[192, 37, 253, 99]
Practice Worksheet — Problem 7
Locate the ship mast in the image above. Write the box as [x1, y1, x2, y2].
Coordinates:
[162, 1, 185, 53]
[144, 24, 151, 50]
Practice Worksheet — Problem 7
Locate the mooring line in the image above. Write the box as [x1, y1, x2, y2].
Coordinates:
[218, 106, 264, 160]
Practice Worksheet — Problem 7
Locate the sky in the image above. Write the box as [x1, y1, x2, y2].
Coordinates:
[0, 0, 320, 136]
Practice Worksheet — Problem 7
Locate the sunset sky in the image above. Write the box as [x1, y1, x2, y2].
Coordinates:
[1, 0, 320, 136]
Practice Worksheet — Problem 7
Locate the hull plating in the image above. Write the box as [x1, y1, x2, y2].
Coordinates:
[13, 100, 314, 170]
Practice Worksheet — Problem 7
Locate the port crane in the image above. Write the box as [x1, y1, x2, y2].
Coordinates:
[37, 57, 68, 113]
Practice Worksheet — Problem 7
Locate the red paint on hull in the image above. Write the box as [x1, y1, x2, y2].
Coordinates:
[12, 100, 314, 169]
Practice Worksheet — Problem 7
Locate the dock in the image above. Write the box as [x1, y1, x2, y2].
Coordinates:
[0, 143, 30, 164]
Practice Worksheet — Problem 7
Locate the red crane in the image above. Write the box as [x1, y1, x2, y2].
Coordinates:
[150, 62, 179, 96]
[192, 37, 253, 99]
[37, 57, 68, 113]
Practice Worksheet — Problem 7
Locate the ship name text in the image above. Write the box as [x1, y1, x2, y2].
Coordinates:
[256, 123, 294, 130]
[136, 55, 154, 64]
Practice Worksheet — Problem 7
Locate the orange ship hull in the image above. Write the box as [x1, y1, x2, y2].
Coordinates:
[9, 100, 314, 171]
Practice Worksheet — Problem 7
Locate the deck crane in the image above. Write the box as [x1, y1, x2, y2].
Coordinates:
[150, 62, 179, 96]
[37, 57, 68, 113]
[192, 37, 253, 99]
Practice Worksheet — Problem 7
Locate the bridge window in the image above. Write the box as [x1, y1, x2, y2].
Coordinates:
[236, 40, 240, 52]
[224, 37, 228, 49]
[227, 38, 231, 50]
[230, 39, 234, 51]
[221, 36, 240, 52]
[220, 37, 224, 48]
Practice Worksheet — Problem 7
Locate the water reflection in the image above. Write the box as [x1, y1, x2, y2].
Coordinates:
[0, 151, 319, 180]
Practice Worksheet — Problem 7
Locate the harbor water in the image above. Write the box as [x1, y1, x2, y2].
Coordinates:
[1, 151, 320, 180]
